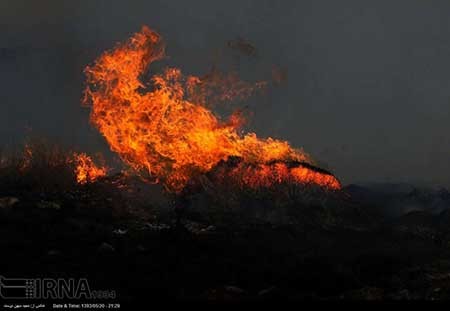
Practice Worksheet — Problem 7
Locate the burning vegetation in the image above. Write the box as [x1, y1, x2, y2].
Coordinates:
[210, 158, 340, 190]
[72, 152, 108, 184]
[3, 24, 450, 303]
[82, 26, 341, 192]
[0, 140, 107, 189]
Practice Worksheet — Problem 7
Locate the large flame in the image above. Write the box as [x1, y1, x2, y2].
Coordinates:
[83, 26, 340, 192]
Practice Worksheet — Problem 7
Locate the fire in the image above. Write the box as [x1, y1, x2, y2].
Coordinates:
[211, 159, 341, 190]
[73, 153, 108, 184]
[19, 143, 33, 172]
[83, 26, 341, 192]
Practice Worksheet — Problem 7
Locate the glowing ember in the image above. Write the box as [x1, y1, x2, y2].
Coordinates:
[19, 143, 33, 172]
[73, 153, 108, 184]
[83, 26, 340, 192]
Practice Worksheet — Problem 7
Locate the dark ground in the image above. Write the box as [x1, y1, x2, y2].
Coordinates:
[1, 175, 450, 304]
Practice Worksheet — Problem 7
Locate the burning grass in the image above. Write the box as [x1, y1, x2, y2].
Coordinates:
[0, 140, 75, 193]
[0, 139, 107, 194]
[0, 137, 345, 228]
[73, 152, 108, 184]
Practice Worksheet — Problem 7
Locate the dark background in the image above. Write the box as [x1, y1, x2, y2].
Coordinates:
[1, 0, 449, 187]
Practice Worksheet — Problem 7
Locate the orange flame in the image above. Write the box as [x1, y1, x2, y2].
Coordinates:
[83, 26, 340, 192]
[73, 153, 108, 184]
[212, 159, 341, 190]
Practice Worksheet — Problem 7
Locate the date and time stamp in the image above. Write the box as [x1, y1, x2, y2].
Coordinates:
[3, 303, 121, 309]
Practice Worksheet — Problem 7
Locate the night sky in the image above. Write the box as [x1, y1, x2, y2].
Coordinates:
[1, 0, 449, 187]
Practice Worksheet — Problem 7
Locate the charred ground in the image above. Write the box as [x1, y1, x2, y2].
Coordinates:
[1, 146, 450, 302]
